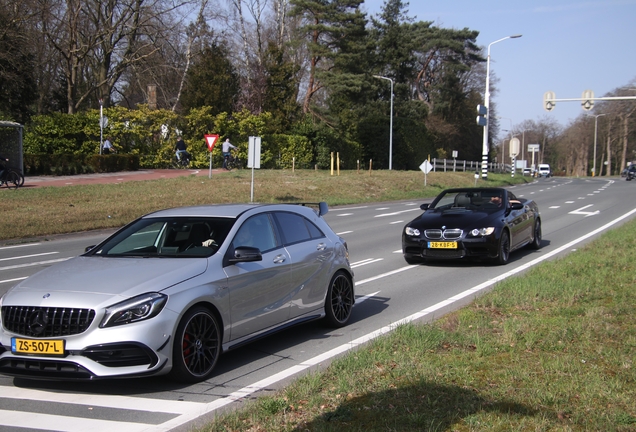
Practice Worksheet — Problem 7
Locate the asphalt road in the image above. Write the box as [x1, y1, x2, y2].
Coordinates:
[1, 177, 635, 431]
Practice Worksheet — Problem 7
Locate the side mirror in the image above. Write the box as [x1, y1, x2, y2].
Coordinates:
[510, 202, 524, 210]
[420, 203, 429, 211]
[228, 246, 262, 263]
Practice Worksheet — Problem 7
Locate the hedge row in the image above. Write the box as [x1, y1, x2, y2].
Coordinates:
[23, 154, 140, 176]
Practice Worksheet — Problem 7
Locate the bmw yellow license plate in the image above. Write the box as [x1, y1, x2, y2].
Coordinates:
[428, 241, 457, 249]
[11, 338, 65, 356]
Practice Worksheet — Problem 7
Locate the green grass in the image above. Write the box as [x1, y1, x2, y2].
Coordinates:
[197, 219, 636, 431]
[0, 169, 526, 242]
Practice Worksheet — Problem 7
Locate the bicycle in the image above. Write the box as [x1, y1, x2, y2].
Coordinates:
[171, 152, 191, 169]
[0, 168, 20, 190]
[224, 153, 242, 170]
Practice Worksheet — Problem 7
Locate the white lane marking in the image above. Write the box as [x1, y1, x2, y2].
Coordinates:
[336, 231, 353, 235]
[0, 410, 151, 432]
[375, 208, 420, 218]
[549, 206, 560, 209]
[0, 243, 41, 250]
[390, 220, 404, 224]
[376, 207, 390, 210]
[0, 277, 28, 285]
[351, 258, 383, 268]
[6, 206, 636, 431]
[0, 252, 58, 262]
[355, 291, 380, 305]
[2, 386, 203, 413]
[569, 204, 600, 217]
[337, 213, 353, 217]
[332, 206, 369, 211]
[0, 258, 71, 271]
[356, 265, 416, 285]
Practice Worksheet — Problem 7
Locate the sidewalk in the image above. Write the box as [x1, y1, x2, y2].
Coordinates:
[21, 168, 228, 188]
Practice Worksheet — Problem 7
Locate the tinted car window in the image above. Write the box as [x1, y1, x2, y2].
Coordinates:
[274, 212, 324, 245]
[232, 213, 278, 252]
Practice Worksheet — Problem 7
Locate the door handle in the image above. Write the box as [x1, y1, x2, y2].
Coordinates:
[273, 254, 286, 264]
[316, 243, 327, 251]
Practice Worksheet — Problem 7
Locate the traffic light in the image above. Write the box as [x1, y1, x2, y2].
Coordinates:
[476, 104, 487, 126]
[543, 91, 556, 111]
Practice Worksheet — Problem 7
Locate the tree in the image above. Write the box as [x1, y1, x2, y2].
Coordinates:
[0, 3, 38, 122]
[180, 41, 240, 115]
[290, 0, 367, 116]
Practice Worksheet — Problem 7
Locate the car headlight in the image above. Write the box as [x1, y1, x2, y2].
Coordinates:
[469, 227, 495, 237]
[405, 226, 420, 236]
[100, 293, 167, 328]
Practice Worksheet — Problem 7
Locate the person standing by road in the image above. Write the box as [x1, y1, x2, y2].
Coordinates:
[175, 136, 187, 161]
[103, 137, 114, 154]
[222, 138, 237, 170]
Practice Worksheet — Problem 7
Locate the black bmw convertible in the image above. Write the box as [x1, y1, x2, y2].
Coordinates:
[402, 187, 541, 265]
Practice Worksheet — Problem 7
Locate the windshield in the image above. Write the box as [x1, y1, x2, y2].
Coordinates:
[430, 190, 504, 213]
[88, 217, 236, 258]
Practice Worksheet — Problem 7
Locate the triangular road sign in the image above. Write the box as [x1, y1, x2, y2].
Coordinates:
[205, 134, 220, 151]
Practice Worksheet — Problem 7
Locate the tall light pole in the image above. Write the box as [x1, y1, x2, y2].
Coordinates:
[373, 75, 394, 170]
[481, 34, 522, 179]
[588, 113, 606, 177]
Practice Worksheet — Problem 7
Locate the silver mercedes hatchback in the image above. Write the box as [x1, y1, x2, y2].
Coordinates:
[0, 202, 354, 383]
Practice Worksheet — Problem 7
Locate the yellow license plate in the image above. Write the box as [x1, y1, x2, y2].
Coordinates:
[11, 338, 65, 356]
[428, 241, 457, 249]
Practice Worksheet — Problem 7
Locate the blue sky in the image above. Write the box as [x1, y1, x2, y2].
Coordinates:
[361, 0, 636, 137]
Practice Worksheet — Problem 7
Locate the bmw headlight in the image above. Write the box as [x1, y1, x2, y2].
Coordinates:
[469, 227, 495, 237]
[405, 226, 421, 236]
[100, 293, 167, 328]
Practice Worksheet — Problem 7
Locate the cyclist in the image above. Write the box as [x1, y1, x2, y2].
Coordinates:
[174, 136, 188, 162]
[222, 138, 237, 170]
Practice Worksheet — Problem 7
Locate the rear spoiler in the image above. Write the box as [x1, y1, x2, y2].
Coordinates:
[297, 202, 329, 217]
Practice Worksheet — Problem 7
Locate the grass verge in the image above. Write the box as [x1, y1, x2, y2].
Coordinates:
[198, 218, 636, 431]
[1, 170, 527, 241]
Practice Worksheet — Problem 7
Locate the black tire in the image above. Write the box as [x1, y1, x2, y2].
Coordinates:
[11, 170, 24, 187]
[169, 306, 221, 383]
[528, 219, 542, 250]
[324, 271, 354, 328]
[5, 170, 20, 190]
[495, 230, 511, 265]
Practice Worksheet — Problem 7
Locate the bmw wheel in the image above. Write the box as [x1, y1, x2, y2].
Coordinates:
[496, 230, 511, 265]
[170, 306, 221, 383]
[529, 219, 542, 250]
[324, 271, 354, 327]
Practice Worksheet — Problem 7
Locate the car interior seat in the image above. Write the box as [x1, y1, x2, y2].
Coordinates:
[454, 193, 471, 208]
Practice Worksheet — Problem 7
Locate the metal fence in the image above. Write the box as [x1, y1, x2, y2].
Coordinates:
[430, 158, 512, 174]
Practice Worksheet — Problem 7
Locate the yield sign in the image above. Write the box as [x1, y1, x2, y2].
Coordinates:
[204, 134, 220, 151]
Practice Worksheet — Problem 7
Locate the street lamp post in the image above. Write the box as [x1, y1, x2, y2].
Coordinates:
[373, 75, 394, 170]
[481, 34, 522, 179]
[589, 114, 606, 177]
